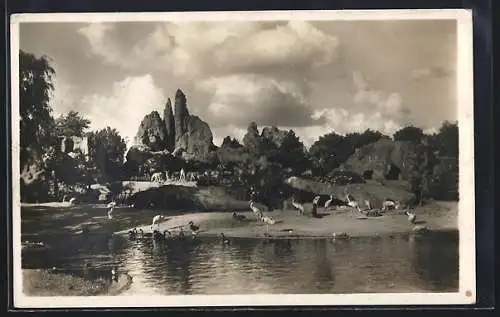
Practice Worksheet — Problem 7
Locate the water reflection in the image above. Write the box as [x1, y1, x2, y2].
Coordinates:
[22, 231, 459, 295]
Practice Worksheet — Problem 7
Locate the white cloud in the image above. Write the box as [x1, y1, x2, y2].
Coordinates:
[78, 21, 339, 78]
[79, 75, 165, 148]
[197, 74, 319, 127]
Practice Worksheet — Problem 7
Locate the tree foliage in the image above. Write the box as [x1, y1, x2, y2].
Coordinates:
[393, 126, 425, 142]
[87, 127, 127, 182]
[55, 110, 91, 137]
[19, 50, 56, 166]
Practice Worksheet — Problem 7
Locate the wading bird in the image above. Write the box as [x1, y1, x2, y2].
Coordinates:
[220, 233, 230, 245]
[291, 196, 305, 215]
[405, 210, 417, 224]
[324, 195, 335, 209]
[249, 200, 264, 218]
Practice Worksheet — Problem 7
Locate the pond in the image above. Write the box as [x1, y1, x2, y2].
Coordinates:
[21, 222, 458, 295]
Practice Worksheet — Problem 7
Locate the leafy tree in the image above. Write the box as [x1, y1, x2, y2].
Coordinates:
[435, 121, 458, 157]
[19, 50, 56, 166]
[87, 127, 127, 182]
[393, 126, 424, 142]
[344, 129, 387, 149]
[55, 110, 91, 137]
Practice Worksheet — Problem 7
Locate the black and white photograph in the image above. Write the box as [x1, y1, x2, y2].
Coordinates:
[10, 10, 475, 308]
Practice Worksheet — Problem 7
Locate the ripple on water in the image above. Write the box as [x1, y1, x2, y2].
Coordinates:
[22, 232, 458, 295]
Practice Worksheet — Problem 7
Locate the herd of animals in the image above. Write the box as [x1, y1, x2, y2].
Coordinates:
[120, 190, 420, 247]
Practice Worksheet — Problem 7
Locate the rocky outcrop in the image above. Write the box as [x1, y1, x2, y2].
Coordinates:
[163, 98, 175, 152]
[174, 89, 190, 149]
[261, 126, 288, 148]
[124, 145, 185, 176]
[132, 89, 214, 161]
[134, 111, 168, 151]
[342, 139, 422, 181]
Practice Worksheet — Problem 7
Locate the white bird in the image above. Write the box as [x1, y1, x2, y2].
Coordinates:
[106, 201, 117, 208]
[107, 206, 114, 220]
[261, 216, 276, 225]
[291, 197, 305, 215]
[345, 193, 363, 215]
[151, 215, 166, 231]
[405, 210, 417, 224]
[324, 195, 335, 209]
[249, 200, 264, 218]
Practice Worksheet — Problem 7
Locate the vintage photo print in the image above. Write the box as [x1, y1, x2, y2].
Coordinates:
[10, 9, 475, 308]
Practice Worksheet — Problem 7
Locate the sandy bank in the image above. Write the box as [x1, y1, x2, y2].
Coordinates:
[115, 201, 458, 239]
[22, 269, 133, 296]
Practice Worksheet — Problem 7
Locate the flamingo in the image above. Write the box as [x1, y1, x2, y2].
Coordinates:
[220, 233, 230, 245]
[151, 215, 166, 231]
[324, 195, 335, 209]
[107, 206, 115, 220]
[249, 200, 264, 218]
[291, 196, 305, 215]
[345, 192, 365, 217]
[405, 210, 417, 224]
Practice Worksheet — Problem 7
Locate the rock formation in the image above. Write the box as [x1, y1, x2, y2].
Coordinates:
[163, 98, 175, 152]
[261, 126, 288, 148]
[129, 89, 215, 169]
[342, 139, 427, 181]
[134, 111, 168, 152]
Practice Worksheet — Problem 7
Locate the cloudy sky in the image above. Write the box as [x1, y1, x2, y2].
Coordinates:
[19, 19, 457, 147]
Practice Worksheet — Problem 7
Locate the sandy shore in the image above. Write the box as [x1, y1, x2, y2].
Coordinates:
[115, 201, 458, 239]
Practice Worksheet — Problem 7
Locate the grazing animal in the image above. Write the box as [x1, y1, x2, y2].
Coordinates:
[232, 212, 246, 221]
[151, 215, 166, 231]
[406, 210, 417, 224]
[220, 233, 230, 245]
[382, 199, 397, 211]
[291, 197, 305, 215]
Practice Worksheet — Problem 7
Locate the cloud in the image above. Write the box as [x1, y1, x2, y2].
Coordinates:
[79, 75, 165, 147]
[197, 74, 324, 128]
[410, 66, 453, 81]
[295, 108, 402, 148]
[78, 20, 339, 78]
[351, 71, 411, 122]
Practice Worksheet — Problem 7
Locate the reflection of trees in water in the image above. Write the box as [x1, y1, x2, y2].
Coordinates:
[136, 239, 199, 294]
[409, 231, 459, 291]
[311, 239, 335, 292]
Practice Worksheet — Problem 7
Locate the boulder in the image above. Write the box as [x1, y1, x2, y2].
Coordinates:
[134, 111, 167, 151]
[124, 145, 185, 176]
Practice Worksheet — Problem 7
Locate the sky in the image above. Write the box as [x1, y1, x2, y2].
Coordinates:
[19, 19, 457, 148]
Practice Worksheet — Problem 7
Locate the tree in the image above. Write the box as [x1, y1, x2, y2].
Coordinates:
[87, 127, 127, 182]
[55, 110, 91, 137]
[393, 126, 424, 142]
[435, 121, 458, 157]
[19, 50, 56, 166]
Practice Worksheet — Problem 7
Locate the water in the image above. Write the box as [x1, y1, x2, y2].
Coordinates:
[22, 227, 459, 294]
